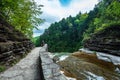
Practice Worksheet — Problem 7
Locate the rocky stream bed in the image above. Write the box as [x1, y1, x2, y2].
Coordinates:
[57, 51, 120, 80]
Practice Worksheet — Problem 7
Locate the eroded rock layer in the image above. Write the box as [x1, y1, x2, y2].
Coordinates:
[84, 25, 120, 56]
[0, 15, 34, 67]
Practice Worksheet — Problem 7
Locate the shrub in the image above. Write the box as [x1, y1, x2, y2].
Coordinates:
[0, 65, 6, 72]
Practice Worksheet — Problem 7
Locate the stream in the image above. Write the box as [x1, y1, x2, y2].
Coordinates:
[53, 52, 71, 61]
[53, 51, 120, 80]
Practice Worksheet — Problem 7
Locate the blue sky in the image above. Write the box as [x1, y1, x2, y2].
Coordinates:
[59, 0, 72, 6]
[33, 0, 98, 37]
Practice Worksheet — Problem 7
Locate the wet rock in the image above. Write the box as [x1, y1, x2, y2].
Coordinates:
[53, 56, 60, 62]
[58, 52, 120, 80]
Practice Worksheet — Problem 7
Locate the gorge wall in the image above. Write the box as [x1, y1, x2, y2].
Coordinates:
[84, 24, 120, 56]
[58, 24, 120, 80]
[0, 15, 34, 68]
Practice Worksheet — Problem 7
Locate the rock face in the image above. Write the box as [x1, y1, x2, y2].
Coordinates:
[84, 25, 120, 56]
[0, 15, 34, 67]
[58, 52, 120, 80]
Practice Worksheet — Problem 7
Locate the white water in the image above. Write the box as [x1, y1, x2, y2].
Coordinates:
[60, 71, 76, 80]
[53, 50, 120, 79]
[79, 48, 94, 54]
[59, 55, 69, 61]
[96, 52, 120, 65]
[79, 48, 120, 65]
[53, 52, 71, 61]
[85, 71, 105, 80]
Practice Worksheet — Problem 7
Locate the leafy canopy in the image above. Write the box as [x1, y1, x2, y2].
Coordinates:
[34, 0, 120, 52]
[0, 0, 43, 38]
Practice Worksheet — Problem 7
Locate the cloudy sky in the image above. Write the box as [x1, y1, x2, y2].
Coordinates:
[33, 0, 99, 37]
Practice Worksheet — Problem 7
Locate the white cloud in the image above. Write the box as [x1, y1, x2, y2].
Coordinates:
[33, 0, 98, 37]
[33, 33, 42, 37]
[38, 22, 51, 30]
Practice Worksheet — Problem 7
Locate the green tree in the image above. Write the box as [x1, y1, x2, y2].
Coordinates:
[35, 0, 120, 53]
[0, 0, 43, 38]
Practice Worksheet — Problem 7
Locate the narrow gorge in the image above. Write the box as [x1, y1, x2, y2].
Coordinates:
[58, 25, 120, 80]
[0, 0, 120, 80]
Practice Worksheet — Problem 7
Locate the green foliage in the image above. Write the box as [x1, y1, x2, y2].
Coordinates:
[35, 0, 120, 52]
[83, 0, 120, 41]
[0, 0, 43, 38]
[32, 36, 41, 47]
[0, 65, 6, 72]
[36, 13, 88, 52]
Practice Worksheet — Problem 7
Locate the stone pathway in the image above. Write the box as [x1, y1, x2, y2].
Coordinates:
[0, 47, 42, 80]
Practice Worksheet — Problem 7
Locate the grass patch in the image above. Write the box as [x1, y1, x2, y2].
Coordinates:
[0, 65, 6, 72]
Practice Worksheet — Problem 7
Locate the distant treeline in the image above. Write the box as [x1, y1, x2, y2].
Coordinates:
[34, 0, 120, 52]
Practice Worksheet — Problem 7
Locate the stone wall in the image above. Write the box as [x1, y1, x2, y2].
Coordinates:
[39, 45, 67, 80]
[0, 15, 34, 67]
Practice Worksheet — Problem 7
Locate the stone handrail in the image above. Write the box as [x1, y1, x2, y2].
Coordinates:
[39, 44, 67, 80]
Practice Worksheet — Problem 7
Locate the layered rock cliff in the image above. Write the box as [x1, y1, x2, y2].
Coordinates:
[0, 15, 34, 69]
[84, 24, 120, 56]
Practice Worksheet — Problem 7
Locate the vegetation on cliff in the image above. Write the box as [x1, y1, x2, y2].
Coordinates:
[32, 36, 40, 47]
[0, 14, 35, 72]
[35, 0, 120, 52]
[84, 24, 120, 56]
[0, 0, 43, 38]
[83, 0, 120, 41]
[0, 0, 41, 71]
